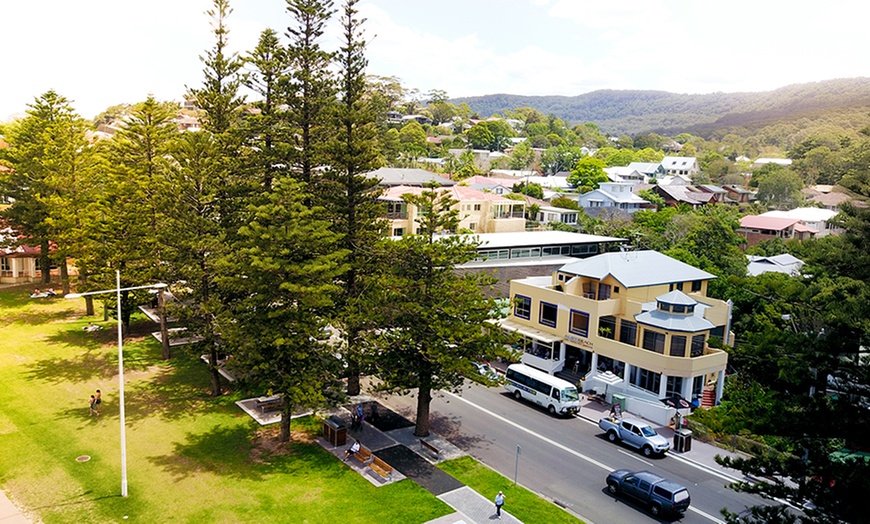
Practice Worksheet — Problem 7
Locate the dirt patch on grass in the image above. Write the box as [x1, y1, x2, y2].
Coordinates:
[249, 426, 316, 462]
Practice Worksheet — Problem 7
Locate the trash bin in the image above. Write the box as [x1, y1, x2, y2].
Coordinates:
[612, 394, 626, 413]
[674, 428, 693, 453]
[323, 415, 347, 447]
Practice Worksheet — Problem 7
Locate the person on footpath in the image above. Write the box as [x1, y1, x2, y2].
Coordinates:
[494, 490, 505, 519]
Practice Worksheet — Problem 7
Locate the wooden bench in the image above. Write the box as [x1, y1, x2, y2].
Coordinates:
[419, 438, 441, 460]
[255, 396, 283, 413]
[368, 456, 393, 482]
[353, 446, 373, 464]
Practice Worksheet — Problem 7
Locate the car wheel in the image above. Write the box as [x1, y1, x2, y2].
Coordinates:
[548, 405, 556, 415]
[514, 390, 523, 401]
[607, 482, 618, 495]
[607, 431, 618, 442]
[642, 445, 653, 457]
[650, 503, 661, 516]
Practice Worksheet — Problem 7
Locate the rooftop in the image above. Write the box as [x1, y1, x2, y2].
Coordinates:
[558, 250, 715, 288]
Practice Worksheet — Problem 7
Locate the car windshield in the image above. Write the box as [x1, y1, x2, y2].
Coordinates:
[673, 489, 689, 503]
[561, 387, 579, 402]
[640, 426, 657, 437]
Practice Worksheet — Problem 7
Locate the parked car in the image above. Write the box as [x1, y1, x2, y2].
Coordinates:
[606, 469, 691, 517]
[472, 361, 499, 381]
[598, 416, 670, 456]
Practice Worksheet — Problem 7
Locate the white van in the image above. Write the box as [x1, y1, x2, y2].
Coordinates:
[505, 363, 580, 416]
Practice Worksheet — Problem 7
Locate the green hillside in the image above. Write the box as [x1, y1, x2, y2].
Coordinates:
[451, 78, 870, 137]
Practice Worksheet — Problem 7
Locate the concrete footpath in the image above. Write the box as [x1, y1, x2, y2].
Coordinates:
[0, 490, 31, 524]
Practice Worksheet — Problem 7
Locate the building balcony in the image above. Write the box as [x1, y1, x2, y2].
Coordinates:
[593, 337, 728, 377]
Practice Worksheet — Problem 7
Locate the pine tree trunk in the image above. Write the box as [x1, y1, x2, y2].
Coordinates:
[40, 240, 51, 284]
[208, 347, 222, 397]
[80, 272, 95, 316]
[414, 383, 432, 437]
[280, 402, 292, 443]
[346, 358, 360, 396]
[60, 259, 70, 295]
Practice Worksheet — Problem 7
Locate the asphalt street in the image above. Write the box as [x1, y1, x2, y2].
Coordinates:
[383, 381, 766, 524]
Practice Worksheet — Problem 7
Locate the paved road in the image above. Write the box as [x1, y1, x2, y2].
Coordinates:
[384, 382, 765, 524]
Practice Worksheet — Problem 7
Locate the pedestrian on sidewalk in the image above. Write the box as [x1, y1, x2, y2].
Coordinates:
[369, 402, 379, 423]
[494, 490, 505, 518]
[89, 395, 98, 416]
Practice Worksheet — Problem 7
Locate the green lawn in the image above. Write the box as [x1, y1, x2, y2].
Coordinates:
[439, 457, 583, 524]
[0, 285, 449, 523]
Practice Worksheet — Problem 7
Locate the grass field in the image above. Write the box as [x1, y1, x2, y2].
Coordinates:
[0, 283, 583, 523]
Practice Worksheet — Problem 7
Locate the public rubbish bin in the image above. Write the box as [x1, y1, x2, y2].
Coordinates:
[323, 416, 347, 447]
[674, 428, 693, 453]
[612, 394, 626, 413]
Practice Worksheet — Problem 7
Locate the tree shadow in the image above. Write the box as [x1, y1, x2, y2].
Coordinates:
[122, 358, 226, 423]
[427, 411, 488, 449]
[147, 424, 266, 481]
[6, 307, 75, 326]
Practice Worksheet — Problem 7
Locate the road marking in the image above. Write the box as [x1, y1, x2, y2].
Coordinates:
[617, 448, 653, 467]
[667, 452, 743, 484]
[688, 505, 725, 524]
[446, 391, 728, 524]
[444, 391, 612, 472]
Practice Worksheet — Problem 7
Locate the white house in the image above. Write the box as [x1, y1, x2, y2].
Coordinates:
[661, 156, 699, 177]
[577, 182, 652, 214]
[760, 208, 842, 237]
[746, 254, 804, 277]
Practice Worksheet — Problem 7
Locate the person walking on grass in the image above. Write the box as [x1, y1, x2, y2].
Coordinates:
[494, 490, 505, 518]
[94, 389, 102, 415]
[89, 395, 98, 416]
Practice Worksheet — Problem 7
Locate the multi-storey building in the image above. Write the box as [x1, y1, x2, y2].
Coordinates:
[495, 250, 731, 418]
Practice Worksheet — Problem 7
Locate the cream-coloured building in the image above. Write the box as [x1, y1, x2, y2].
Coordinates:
[382, 185, 526, 236]
[496, 250, 731, 419]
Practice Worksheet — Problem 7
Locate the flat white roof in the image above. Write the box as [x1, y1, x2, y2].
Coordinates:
[473, 231, 624, 250]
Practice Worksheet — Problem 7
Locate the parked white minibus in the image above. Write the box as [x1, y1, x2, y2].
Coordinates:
[504, 363, 580, 416]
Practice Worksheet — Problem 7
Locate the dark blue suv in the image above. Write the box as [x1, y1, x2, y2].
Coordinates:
[606, 469, 691, 517]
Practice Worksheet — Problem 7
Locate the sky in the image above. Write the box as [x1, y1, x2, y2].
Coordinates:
[2, 0, 869, 122]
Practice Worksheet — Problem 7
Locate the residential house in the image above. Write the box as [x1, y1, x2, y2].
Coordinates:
[802, 187, 863, 211]
[737, 215, 817, 247]
[723, 185, 757, 204]
[746, 254, 804, 277]
[0, 227, 74, 284]
[752, 157, 792, 169]
[605, 166, 645, 184]
[381, 184, 525, 237]
[495, 250, 731, 421]
[627, 162, 666, 180]
[652, 185, 714, 208]
[364, 167, 454, 188]
[577, 182, 652, 215]
[660, 156, 700, 177]
[761, 208, 843, 237]
[657, 174, 693, 186]
[536, 206, 580, 226]
[695, 185, 730, 203]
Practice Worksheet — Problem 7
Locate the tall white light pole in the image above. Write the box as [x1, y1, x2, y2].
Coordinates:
[67, 271, 167, 497]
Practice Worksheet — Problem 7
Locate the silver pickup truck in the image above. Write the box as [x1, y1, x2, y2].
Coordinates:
[598, 417, 670, 457]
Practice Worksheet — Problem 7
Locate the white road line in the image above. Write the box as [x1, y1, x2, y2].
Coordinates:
[444, 391, 612, 472]
[446, 391, 727, 524]
[617, 448, 653, 467]
[667, 452, 743, 484]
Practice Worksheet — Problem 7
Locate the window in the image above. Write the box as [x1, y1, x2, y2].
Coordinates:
[598, 283, 611, 300]
[669, 282, 684, 292]
[693, 376, 704, 398]
[670, 335, 687, 357]
[673, 304, 685, 314]
[514, 295, 531, 320]
[691, 280, 702, 292]
[691, 334, 706, 357]
[569, 310, 590, 337]
[630, 366, 661, 394]
[598, 316, 616, 339]
[619, 320, 638, 346]
[658, 302, 670, 312]
[666, 376, 684, 398]
[0, 258, 9, 273]
[642, 329, 666, 354]
[473, 203, 481, 211]
[539, 302, 558, 328]
[468, 223, 477, 231]
[392, 227, 405, 237]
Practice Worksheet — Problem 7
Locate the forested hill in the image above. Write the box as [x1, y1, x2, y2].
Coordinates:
[451, 78, 870, 137]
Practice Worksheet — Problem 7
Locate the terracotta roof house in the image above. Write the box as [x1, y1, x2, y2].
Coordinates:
[380, 184, 525, 236]
[737, 215, 817, 247]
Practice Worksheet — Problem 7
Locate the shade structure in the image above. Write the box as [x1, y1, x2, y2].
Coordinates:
[595, 370, 624, 398]
[660, 394, 692, 410]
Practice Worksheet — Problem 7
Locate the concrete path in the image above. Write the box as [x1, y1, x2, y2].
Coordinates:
[0, 490, 32, 524]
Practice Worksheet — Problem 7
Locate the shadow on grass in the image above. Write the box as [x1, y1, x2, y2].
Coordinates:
[148, 424, 265, 481]
[122, 356, 224, 423]
[6, 307, 76, 326]
[26, 347, 116, 386]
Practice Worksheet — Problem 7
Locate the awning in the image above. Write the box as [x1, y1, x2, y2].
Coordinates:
[490, 318, 562, 344]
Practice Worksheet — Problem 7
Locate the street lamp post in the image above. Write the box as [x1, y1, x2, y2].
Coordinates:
[67, 270, 166, 497]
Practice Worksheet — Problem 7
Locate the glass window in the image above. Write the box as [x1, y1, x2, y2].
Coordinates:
[392, 228, 405, 236]
[691, 334, 706, 357]
[539, 302, 558, 328]
[514, 295, 531, 319]
[598, 316, 616, 339]
[598, 283, 611, 300]
[670, 335, 687, 357]
[642, 329, 665, 354]
[630, 366, 661, 393]
[673, 304, 685, 314]
[691, 280, 702, 292]
[0, 258, 9, 272]
[658, 302, 670, 312]
[666, 376, 683, 397]
[619, 320, 638, 346]
[569, 310, 589, 337]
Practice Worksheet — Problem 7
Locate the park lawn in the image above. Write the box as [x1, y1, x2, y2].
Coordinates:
[438, 456, 585, 524]
[0, 285, 450, 523]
